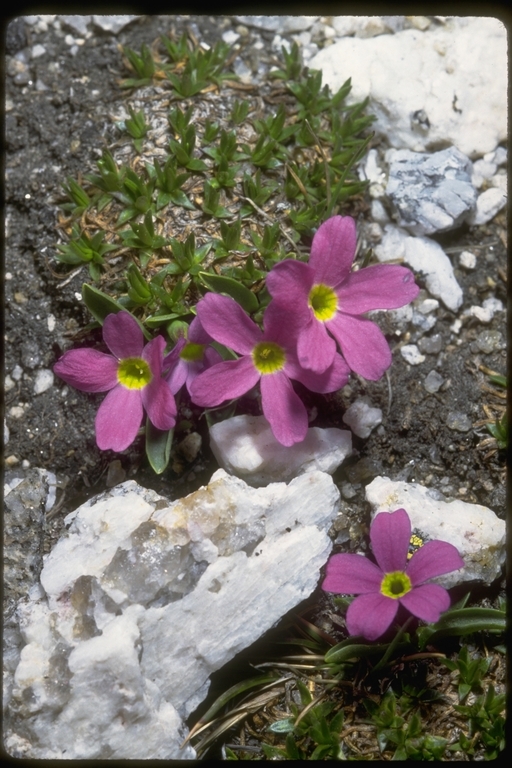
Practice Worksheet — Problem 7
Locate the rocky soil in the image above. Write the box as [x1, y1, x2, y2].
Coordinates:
[4, 13, 507, 759]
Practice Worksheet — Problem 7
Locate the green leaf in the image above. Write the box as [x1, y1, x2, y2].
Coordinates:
[145, 422, 174, 474]
[198, 272, 258, 313]
[81, 284, 152, 340]
[267, 718, 295, 734]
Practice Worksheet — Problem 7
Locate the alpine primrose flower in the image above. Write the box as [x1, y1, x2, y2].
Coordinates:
[163, 316, 222, 395]
[189, 293, 350, 446]
[54, 311, 176, 451]
[322, 508, 464, 641]
[266, 215, 420, 380]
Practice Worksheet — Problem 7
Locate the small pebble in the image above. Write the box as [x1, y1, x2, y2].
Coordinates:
[222, 30, 240, 44]
[9, 406, 25, 419]
[423, 370, 444, 393]
[340, 483, 357, 500]
[5, 375, 15, 392]
[400, 344, 425, 365]
[31, 44, 46, 58]
[5, 455, 20, 467]
[47, 314, 56, 332]
[12, 365, 23, 381]
[446, 411, 472, 432]
[417, 333, 443, 354]
[459, 250, 476, 269]
[34, 369, 54, 395]
[476, 330, 504, 354]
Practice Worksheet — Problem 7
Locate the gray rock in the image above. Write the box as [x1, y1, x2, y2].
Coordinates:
[60, 15, 91, 37]
[386, 147, 477, 236]
[366, 476, 505, 587]
[423, 370, 444, 393]
[475, 329, 504, 354]
[5, 470, 341, 759]
[209, 415, 352, 486]
[446, 411, 472, 432]
[418, 334, 443, 355]
[33, 369, 54, 394]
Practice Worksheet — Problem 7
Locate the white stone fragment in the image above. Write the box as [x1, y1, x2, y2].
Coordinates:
[464, 297, 504, 324]
[209, 415, 352, 486]
[366, 476, 506, 586]
[468, 187, 507, 225]
[31, 44, 46, 58]
[490, 171, 507, 192]
[404, 236, 463, 312]
[310, 18, 507, 158]
[222, 30, 240, 44]
[415, 298, 439, 314]
[459, 250, 476, 269]
[33, 369, 54, 395]
[6, 471, 341, 758]
[400, 344, 426, 365]
[471, 158, 498, 188]
[91, 15, 138, 34]
[342, 399, 383, 438]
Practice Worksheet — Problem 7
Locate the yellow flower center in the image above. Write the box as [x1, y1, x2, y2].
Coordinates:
[180, 342, 205, 363]
[252, 341, 286, 375]
[117, 357, 152, 389]
[380, 571, 412, 599]
[308, 283, 338, 322]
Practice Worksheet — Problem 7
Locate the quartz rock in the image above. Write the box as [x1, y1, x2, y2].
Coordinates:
[366, 476, 505, 587]
[468, 187, 507, 225]
[375, 225, 463, 312]
[386, 148, 477, 235]
[400, 344, 425, 365]
[209, 414, 352, 486]
[342, 399, 382, 438]
[310, 17, 507, 157]
[5, 470, 341, 759]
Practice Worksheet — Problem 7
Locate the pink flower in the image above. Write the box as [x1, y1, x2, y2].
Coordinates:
[163, 316, 222, 395]
[189, 293, 350, 446]
[266, 215, 419, 380]
[322, 508, 464, 641]
[54, 311, 176, 452]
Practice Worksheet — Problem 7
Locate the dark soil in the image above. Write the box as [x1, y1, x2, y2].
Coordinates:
[3, 13, 507, 759]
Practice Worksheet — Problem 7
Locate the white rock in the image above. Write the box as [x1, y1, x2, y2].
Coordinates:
[403, 236, 463, 312]
[468, 187, 507, 225]
[330, 16, 392, 38]
[6, 471, 341, 758]
[375, 225, 463, 311]
[209, 415, 352, 486]
[222, 30, 240, 44]
[342, 399, 383, 438]
[459, 250, 476, 269]
[415, 298, 439, 314]
[310, 17, 507, 157]
[471, 158, 498, 188]
[371, 199, 390, 224]
[60, 14, 91, 36]
[490, 171, 507, 192]
[33, 369, 54, 395]
[91, 15, 138, 34]
[464, 297, 504, 324]
[400, 344, 425, 365]
[31, 44, 46, 58]
[366, 476, 506, 587]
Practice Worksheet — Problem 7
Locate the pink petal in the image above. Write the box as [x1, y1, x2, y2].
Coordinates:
[103, 311, 144, 359]
[406, 540, 464, 585]
[285, 352, 349, 393]
[188, 315, 214, 344]
[346, 593, 399, 641]
[196, 293, 261, 354]
[336, 265, 419, 314]
[370, 509, 411, 573]
[141, 334, 166, 376]
[262, 300, 303, 347]
[189, 356, 260, 407]
[54, 348, 119, 392]
[203, 347, 223, 368]
[326, 312, 392, 380]
[95, 385, 143, 451]
[322, 553, 383, 594]
[260, 371, 308, 445]
[163, 338, 186, 371]
[309, 216, 356, 286]
[297, 318, 337, 374]
[400, 583, 451, 623]
[166, 360, 188, 395]
[265, 260, 313, 319]
[142, 378, 176, 431]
